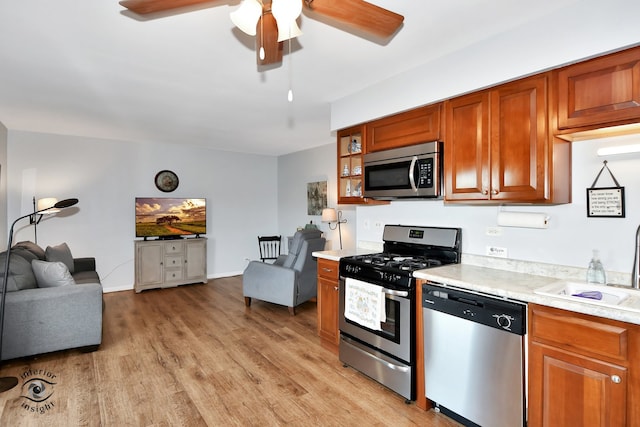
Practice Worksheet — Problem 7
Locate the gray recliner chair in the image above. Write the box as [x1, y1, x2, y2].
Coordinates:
[243, 229, 326, 315]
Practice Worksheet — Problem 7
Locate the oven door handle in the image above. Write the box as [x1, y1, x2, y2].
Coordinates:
[408, 155, 418, 192]
[382, 288, 409, 298]
[342, 336, 410, 373]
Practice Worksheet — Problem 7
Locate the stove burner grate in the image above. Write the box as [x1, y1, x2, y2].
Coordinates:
[350, 254, 444, 272]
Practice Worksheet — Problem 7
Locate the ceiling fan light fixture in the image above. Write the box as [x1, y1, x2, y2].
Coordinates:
[276, 20, 303, 42]
[272, 0, 303, 41]
[230, 0, 263, 36]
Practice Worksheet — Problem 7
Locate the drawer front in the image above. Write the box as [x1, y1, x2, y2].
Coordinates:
[165, 268, 184, 282]
[530, 304, 628, 362]
[165, 256, 183, 268]
[318, 258, 339, 281]
[165, 242, 184, 254]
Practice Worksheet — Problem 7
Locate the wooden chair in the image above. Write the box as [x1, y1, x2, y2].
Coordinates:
[258, 235, 281, 263]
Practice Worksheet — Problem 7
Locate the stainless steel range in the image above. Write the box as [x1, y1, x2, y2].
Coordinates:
[338, 224, 461, 401]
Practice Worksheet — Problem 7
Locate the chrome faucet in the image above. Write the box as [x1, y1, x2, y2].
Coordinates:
[634, 225, 640, 289]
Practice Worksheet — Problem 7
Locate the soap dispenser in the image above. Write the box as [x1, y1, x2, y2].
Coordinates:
[586, 250, 607, 284]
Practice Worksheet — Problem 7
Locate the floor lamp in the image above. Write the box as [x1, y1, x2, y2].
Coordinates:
[30, 197, 60, 244]
[321, 208, 347, 250]
[0, 198, 79, 393]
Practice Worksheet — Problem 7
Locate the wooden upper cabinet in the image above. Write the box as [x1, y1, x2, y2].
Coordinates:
[556, 46, 640, 132]
[366, 104, 442, 152]
[443, 91, 490, 200]
[490, 76, 548, 201]
[444, 74, 567, 203]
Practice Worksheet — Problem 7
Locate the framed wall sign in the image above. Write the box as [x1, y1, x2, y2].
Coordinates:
[587, 161, 625, 218]
[587, 187, 625, 217]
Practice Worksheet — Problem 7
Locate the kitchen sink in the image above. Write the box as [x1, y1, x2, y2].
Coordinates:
[534, 281, 640, 310]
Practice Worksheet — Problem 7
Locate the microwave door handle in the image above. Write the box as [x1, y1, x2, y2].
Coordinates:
[409, 156, 418, 192]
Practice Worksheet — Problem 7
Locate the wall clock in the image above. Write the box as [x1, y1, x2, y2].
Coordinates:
[155, 170, 179, 192]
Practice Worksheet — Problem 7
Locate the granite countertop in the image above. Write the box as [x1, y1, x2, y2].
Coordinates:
[414, 263, 640, 325]
[313, 248, 640, 325]
[312, 249, 376, 262]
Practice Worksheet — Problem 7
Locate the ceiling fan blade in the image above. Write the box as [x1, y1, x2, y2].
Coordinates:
[256, 12, 283, 66]
[119, 0, 215, 15]
[303, 0, 404, 38]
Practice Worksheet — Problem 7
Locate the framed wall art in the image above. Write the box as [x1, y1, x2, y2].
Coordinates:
[307, 181, 327, 215]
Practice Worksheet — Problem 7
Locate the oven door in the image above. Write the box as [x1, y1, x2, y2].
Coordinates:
[339, 277, 412, 363]
[363, 152, 440, 199]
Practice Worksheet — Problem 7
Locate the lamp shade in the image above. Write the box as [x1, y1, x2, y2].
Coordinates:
[230, 0, 262, 36]
[271, 0, 303, 41]
[37, 198, 59, 214]
[321, 208, 337, 223]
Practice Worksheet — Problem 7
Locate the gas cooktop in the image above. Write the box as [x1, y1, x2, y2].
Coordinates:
[340, 225, 462, 287]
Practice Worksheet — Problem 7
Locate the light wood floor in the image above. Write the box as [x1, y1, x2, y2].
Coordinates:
[0, 276, 461, 426]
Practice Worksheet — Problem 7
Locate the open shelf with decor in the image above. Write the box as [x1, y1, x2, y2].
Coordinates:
[338, 126, 364, 204]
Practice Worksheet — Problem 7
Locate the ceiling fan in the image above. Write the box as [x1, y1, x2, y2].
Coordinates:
[119, 0, 404, 66]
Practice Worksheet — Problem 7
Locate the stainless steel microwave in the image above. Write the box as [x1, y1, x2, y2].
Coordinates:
[363, 141, 442, 199]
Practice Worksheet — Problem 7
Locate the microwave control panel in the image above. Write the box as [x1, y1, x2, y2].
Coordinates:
[418, 159, 433, 188]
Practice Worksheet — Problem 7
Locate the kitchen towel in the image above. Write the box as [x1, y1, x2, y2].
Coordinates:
[344, 278, 386, 331]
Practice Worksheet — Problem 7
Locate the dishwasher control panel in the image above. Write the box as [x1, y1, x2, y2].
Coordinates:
[422, 282, 526, 335]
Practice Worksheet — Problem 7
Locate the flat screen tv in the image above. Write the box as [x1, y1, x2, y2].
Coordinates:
[135, 197, 206, 239]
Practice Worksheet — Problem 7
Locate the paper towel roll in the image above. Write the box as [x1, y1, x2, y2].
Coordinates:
[497, 212, 549, 229]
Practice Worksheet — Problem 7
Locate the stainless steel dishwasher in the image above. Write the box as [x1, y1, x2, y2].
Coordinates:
[422, 282, 526, 427]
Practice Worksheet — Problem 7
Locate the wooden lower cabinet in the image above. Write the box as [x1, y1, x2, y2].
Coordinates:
[317, 258, 340, 347]
[529, 341, 627, 426]
[528, 304, 640, 426]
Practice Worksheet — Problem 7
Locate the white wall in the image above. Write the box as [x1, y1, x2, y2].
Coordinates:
[355, 134, 640, 279]
[274, 135, 640, 279]
[6, 130, 278, 291]
[277, 143, 357, 251]
[331, 0, 640, 131]
[0, 121, 7, 248]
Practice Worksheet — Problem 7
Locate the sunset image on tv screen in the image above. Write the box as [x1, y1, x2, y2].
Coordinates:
[135, 198, 206, 237]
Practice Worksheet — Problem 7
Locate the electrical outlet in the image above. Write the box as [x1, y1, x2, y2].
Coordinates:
[486, 226, 503, 236]
[486, 246, 508, 258]
[374, 221, 383, 229]
[363, 219, 370, 230]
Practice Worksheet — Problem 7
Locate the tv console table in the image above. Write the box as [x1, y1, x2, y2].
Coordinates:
[134, 237, 207, 293]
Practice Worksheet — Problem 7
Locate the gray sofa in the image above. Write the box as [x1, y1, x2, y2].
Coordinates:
[0, 241, 103, 360]
[243, 229, 326, 315]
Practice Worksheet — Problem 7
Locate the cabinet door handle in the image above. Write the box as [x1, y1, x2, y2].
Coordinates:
[322, 268, 333, 272]
[611, 375, 622, 384]
[491, 189, 499, 195]
[482, 189, 489, 195]
[334, 286, 339, 291]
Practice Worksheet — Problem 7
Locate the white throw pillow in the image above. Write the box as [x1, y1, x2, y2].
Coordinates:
[31, 260, 76, 288]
